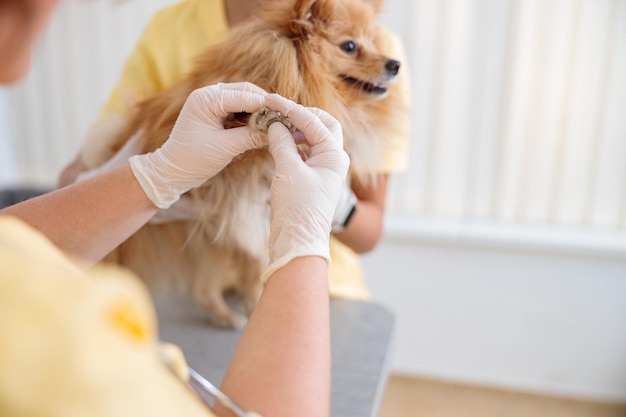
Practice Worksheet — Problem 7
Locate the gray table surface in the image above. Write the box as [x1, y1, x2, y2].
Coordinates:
[154, 291, 395, 417]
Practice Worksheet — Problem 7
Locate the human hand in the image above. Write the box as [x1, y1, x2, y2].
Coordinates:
[130, 82, 267, 209]
[73, 129, 202, 224]
[260, 94, 350, 283]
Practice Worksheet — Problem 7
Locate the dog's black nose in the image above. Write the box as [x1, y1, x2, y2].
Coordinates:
[385, 59, 401, 75]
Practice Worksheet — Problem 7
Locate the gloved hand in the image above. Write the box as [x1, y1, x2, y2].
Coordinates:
[130, 82, 267, 209]
[260, 94, 350, 284]
[75, 127, 201, 224]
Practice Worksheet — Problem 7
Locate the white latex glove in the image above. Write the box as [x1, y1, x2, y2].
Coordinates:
[259, 94, 350, 284]
[129, 82, 267, 209]
[75, 130, 201, 224]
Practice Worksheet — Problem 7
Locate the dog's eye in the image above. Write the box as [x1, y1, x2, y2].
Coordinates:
[340, 41, 357, 54]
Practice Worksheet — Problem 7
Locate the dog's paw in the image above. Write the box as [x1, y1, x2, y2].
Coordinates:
[250, 107, 294, 133]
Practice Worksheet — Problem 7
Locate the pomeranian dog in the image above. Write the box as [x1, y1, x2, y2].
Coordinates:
[82, 0, 406, 328]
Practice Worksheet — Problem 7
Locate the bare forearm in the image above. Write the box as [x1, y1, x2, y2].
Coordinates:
[1, 165, 157, 264]
[332, 174, 388, 253]
[218, 256, 331, 417]
[333, 198, 383, 253]
[58, 154, 87, 187]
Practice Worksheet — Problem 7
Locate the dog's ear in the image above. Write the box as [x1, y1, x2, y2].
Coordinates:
[293, 0, 333, 20]
[289, 0, 335, 37]
[290, 0, 383, 31]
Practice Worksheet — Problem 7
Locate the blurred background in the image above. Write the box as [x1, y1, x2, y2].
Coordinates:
[1, 0, 625, 415]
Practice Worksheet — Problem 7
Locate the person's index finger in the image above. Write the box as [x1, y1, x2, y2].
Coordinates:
[219, 90, 266, 115]
[265, 94, 334, 147]
[217, 81, 268, 95]
[267, 121, 302, 166]
[264, 93, 296, 113]
[305, 107, 343, 148]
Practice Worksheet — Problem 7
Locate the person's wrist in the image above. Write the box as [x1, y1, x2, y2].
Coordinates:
[129, 152, 183, 209]
[331, 187, 357, 233]
[260, 226, 331, 284]
[260, 253, 330, 285]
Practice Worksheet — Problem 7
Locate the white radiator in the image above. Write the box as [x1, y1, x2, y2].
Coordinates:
[3, 0, 626, 252]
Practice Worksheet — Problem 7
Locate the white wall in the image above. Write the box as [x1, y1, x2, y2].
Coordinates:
[364, 223, 626, 402]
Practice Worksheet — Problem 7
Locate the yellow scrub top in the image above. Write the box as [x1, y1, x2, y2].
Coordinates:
[0, 216, 214, 417]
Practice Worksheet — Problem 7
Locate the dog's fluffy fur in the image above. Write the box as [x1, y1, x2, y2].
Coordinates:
[83, 0, 406, 327]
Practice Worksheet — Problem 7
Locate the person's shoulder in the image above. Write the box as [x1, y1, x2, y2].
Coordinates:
[379, 25, 399, 38]
[378, 25, 407, 55]
[142, 0, 226, 44]
[149, 0, 219, 27]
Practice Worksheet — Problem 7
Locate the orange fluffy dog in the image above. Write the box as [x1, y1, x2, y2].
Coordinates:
[82, 0, 405, 327]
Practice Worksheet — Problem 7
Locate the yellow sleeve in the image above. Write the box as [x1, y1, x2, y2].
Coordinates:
[378, 28, 412, 174]
[0, 216, 87, 279]
[0, 215, 214, 417]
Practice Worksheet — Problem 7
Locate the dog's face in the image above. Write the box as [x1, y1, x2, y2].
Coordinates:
[313, 0, 400, 100]
[259, 0, 400, 102]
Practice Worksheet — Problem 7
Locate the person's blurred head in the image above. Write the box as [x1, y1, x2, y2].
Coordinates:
[0, 0, 60, 84]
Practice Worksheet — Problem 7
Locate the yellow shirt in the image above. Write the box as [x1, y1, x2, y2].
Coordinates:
[97, 0, 412, 300]
[0, 216, 214, 416]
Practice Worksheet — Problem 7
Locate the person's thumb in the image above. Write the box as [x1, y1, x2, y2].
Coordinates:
[217, 126, 267, 153]
[267, 122, 301, 168]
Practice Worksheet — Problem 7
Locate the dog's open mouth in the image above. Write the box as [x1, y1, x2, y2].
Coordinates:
[341, 75, 388, 95]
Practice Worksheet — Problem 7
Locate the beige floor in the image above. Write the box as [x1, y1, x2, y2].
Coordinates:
[379, 375, 626, 417]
